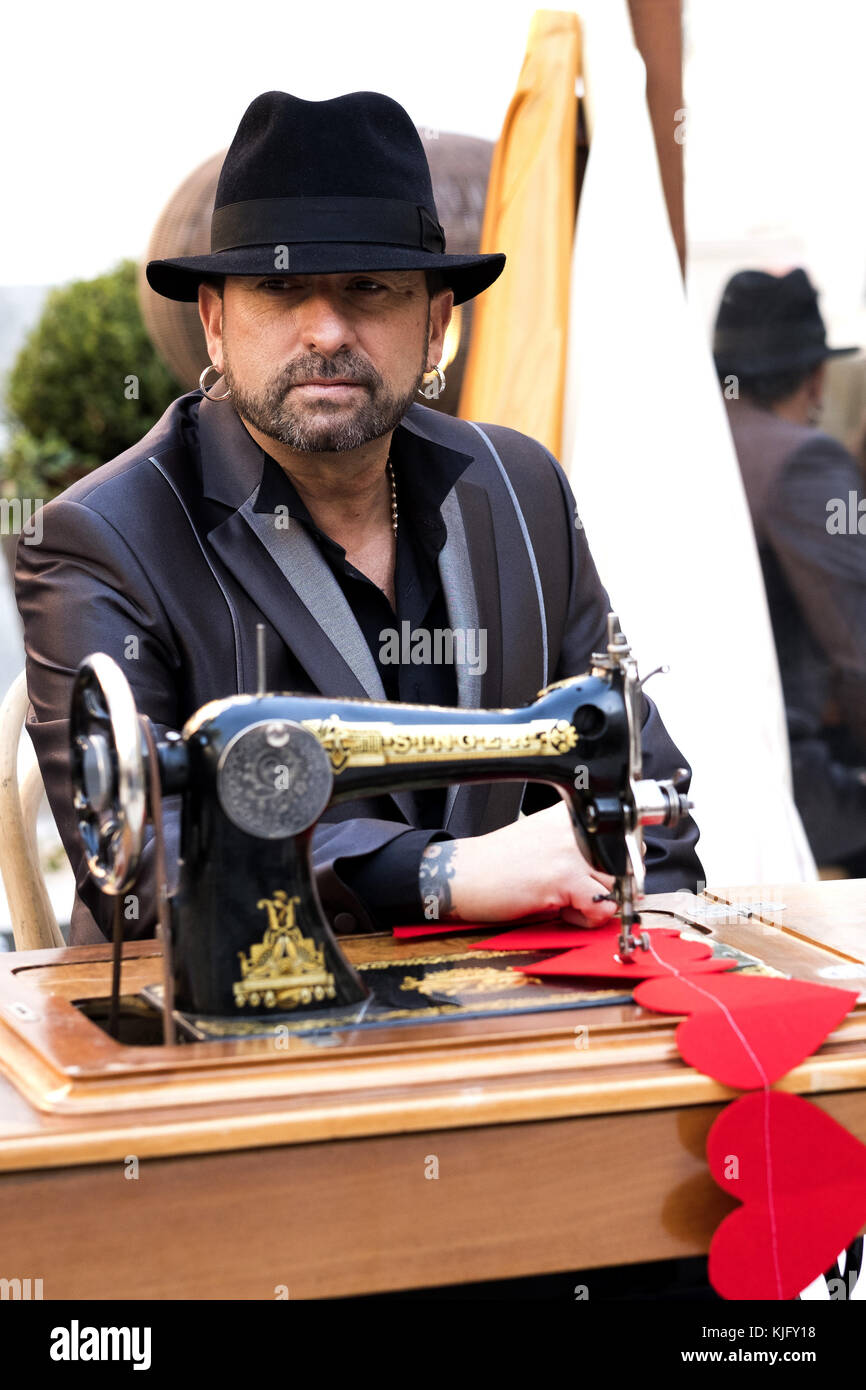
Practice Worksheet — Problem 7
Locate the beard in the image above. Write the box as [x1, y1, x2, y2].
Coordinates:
[222, 324, 430, 453]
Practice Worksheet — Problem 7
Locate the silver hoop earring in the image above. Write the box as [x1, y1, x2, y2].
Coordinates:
[417, 363, 446, 400]
[199, 364, 231, 401]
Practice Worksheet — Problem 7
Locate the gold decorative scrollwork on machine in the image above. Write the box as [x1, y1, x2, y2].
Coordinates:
[302, 714, 578, 773]
[233, 890, 336, 1010]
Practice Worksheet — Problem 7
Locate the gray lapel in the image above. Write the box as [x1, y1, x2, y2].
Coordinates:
[435, 475, 525, 841]
[240, 492, 387, 702]
[438, 487, 483, 829]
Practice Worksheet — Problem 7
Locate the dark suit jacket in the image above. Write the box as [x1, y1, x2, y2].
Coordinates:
[15, 391, 703, 944]
[726, 394, 866, 859]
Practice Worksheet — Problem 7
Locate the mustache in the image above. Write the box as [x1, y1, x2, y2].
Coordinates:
[277, 355, 381, 390]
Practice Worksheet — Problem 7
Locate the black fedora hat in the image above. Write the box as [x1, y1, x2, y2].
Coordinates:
[713, 268, 858, 377]
[146, 90, 505, 306]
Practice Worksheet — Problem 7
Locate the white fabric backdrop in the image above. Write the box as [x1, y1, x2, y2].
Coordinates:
[562, 0, 815, 887]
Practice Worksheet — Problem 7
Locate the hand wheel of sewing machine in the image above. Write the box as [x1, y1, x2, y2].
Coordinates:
[70, 654, 147, 896]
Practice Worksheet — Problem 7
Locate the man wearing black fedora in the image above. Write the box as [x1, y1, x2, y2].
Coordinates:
[715, 267, 866, 869]
[16, 89, 702, 946]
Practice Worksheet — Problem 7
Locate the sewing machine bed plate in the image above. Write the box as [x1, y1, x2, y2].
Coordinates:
[139, 945, 637, 1040]
[132, 933, 770, 1041]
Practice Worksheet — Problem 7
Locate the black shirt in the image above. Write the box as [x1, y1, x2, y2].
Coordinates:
[254, 429, 467, 925]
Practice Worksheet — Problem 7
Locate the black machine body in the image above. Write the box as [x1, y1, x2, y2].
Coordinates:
[69, 616, 691, 1026]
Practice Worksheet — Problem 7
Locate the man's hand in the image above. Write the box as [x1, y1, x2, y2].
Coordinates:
[419, 801, 618, 927]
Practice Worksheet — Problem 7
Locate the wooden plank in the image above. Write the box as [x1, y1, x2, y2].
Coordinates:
[0, 1107, 733, 1298]
[2, 1088, 864, 1299]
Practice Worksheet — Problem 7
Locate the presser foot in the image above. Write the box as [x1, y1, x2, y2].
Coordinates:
[616, 906, 649, 963]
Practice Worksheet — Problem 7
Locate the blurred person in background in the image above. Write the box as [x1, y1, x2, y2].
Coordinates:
[714, 268, 866, 872]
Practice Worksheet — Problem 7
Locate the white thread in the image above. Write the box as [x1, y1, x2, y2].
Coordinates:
[642, 933, 783, 1300]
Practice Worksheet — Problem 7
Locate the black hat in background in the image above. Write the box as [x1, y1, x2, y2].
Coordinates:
[713, 268, 858, 377]
[146, 90, 505, 306]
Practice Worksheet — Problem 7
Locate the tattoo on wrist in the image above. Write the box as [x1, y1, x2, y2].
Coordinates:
[419, 841, 458, 921]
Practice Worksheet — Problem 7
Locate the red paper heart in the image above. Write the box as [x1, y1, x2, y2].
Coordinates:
[513, 929, 736, 981]
[707, 1091, 866, 1300]
[393, 916, 556, 940]
[474, 924, 642, 951]
[634, 974, 858, 1089]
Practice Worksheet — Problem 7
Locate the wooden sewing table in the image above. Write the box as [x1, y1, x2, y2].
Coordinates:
[1, 880, 865, 1300]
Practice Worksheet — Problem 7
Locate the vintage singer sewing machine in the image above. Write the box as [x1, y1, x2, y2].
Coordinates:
[68, 614, 692, 1029]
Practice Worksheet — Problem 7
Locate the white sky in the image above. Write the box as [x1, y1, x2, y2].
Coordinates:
[682, 0, 866, 342]
[2, 0, 865, 344]
[2, 0, 538, 285]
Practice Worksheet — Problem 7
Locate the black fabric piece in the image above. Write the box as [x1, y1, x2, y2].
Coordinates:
[845, 1236, 865, 1290]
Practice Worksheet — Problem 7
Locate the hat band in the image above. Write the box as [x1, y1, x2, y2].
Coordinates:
[210, 196, 445, 255]
[713, 325, 827, 356]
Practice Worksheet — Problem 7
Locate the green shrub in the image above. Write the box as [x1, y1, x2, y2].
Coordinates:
[1, 260, 181, 502]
